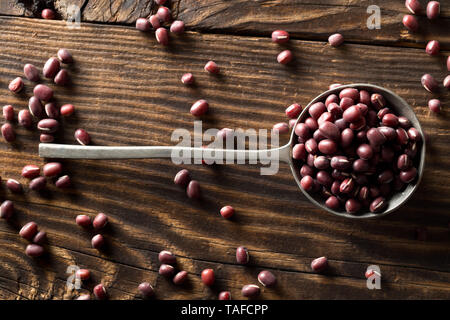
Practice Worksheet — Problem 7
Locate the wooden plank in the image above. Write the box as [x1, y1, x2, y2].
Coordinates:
[1, 1, 450, 48]
[0, 17, 449, 299]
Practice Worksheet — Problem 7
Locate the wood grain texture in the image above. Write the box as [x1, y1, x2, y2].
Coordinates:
[0, 16, 449, 300]
[1, 1, 450, 48]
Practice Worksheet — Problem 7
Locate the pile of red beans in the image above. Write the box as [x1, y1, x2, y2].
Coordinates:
[292, 87, 422, 214]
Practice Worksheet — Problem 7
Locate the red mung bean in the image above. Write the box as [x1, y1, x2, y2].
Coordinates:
[157, 6, 171, 22]
[3, 105, 14, 121]
[33, 84, 54, 101]
[428, 99, 441, 113]
[285, 103, 302, 119]
[300, 175, 314, 191]
[32, 231, 47, 244]
[149, 15, 161, 29]
[174, 169, 191, 187]
[155, 27, 169, 45]
[24, 63, 40, 81]
[220, 205, 235, 219]
[402, 15, 419, 32]
[136, 18, 151, 31]
[43, 57, 60, 78]
[20, 222, 38, 241]
[241, 284, 260, 298]
[405, 0, 421, 14]
[75, 129, 91, 145]
[1, 123, 15, 142]
[43, 162, 62, 177]
[273, 122, 289, 134]
[29, 176, 46, 191]
[159, 264, 175, 277]
[57, 48, 74, 64]
[8, 77, 23, 93]
[427, 1, 440, 20]
[38, 119, 59, 133]
[204, 61, 220, 74]
[181, 73, 194, 85]
[186, 180, 201, 199]
[421, 74, 438, 93]
[22, 165, 40, 179]
[425, 40, 440, 56]
[76, 269, 91, 281]
[55, 175, 71, 188]
[91, 234, 105, 249]
[45, 102, 59, 119]
[173, 271, 188, 285]
[93, 213, 108, 229]
[138, 282, 154, 299]
[6, 179, 22, 193]
[218, 291, 231, 300]
[41, 8, 55, 19]
[76, 215, 92, 227]
[40, 133, 54, 143]
[236, 246, 249, 264]
[76, 294, 91, 300]
[201, 269, 215, 286]
[29, 96, 43, 118]
[328, 33, 344, 47]
[0, 200, 14, 220]
[54, 69, 70, 85]
[271, 30, 289, 43]
[159, 250, 176, 264]
[26, 244, 44, 257]
[155, 0, 167, 4]
[60, 104, 75, 116]
[277, 50, 293, 64]
[257, 270, 276, 287]
[93, 284, 107, 300]
[170, 20, 185, 34]
[190, 99, 209, 116]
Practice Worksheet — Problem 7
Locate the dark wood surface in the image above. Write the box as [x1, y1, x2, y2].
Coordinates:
[0, 1, 449, 300]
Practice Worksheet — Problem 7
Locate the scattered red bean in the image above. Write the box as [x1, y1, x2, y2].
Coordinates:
[405, 0, 421, 14]
[6, 179, 22, 193]
[43, 57, 60, 79]
[22, 165, 40, 179]
[159, 264, 175, 277]
[1, 123, 15, 142]
[38, 119, 59, 133]
[443, 75, 450, 89]
[20, 222, 38, 241]
[241, 284, 260, 298]
[201, 269, 215, 286]
[54, 69, 70, 85]
[93, 284, 107, 300]
[149, 15, 161, 29]
[427, 1, 440, 20]
[136, 18, 151, 31]
[29, 96, 43, 118]
[421, 74, 439, 93]
[257, 270, 276, 287]
[91, 234, 105, 249]
[159, 250, 176, 264]
[277, 50, 293, 64]
[425, 40, 440, 56]
[220, 205, 235, 219]
[155, 27, 170, 45]
[93, 213, 108, 230]
[57, 48, 74, 64]
[33, 84, 54, 101]
[76, 215, 92, 227]
[41, 8, 55, 19]
[43, 162, 62, 177]
[138, 282, 154, 299]
[236, 246, 249, 264]
[272, 122, 289, 134]
[285, 103, 302, 119]
[55, 175, 71, 188]
[181, 73, 194, 85]
[428, 99, 441, 113]
[74, 129, 91, 145]
[157, 6, 172, 22]
[0, 200, 14, 220]
[173, 271, 188, 285]
[8, 77, 24, 93]
[60, 104, 75, 116]
[369, 196, 387, 213]
[190, 99, 209, 117]
[402, 15, 419, 32]
[328, 33, 344, 47]
[204, 61, 220, 74]
[24, 64, 40, 81]
[218, 291, 231, 300]
[271, 30, 289, 44]
[174, 169, 191, 187]
[76, 269, 91, 281]
[25, 244, 44, 257]
[29, 176, 47, 191]
[3, 105, 14, 121]
[186, 180, 201, 199]
[311, 256, 328, 272]
[32, 231, 47, 245]
[170, 20, 185, 34]
[45, 102, 59, 119]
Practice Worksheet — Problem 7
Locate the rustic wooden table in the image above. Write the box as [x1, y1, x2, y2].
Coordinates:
[0, 0, 449, 300]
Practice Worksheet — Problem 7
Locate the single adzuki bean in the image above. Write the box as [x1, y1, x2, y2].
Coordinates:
[93, 284, 107, 300]
[181, 73, 194, 85]
[205, 61, 220, 74]
[41, 8, 54, 19]
[241, 285, 260, 298]
[32, 231, 47, 245]
[6, 179, 23, 193]
[186, 180, 201, 199]
[370, 197, 387, 213]
[219, 291, 231, 300]
[24, 64, 40, 81]
[174, 169, 191, 186]
[91, 234, 105, 249]
[277, 50, 293, 65]
[427, 1, 440, 20]
[328, 33, 344, 47]
[157, 6, 172, 22]
[136, 18, 151, 31]
[60, 104, 75, 116]
[258, 270, 276, 287]
[1, 123, 15, 142]
[93, 213, 108, 230]
[149, 15, 161, 29]
[20, 221, 38, 241]
[38, 119, 59, 133]
[155, 27, 169, 45]
[43, 57, 60, 79]
[271, 30, 289, 44]
[325, 196, 340, 210]
[311, 256, 328, 272]
[236, 246, 249, 265]
[444, 75, 450, 89]
[170, 20, 185, 34]
[405, 0, 421, 14]
[57, 49, 73, 64]
[75, 129, 91, 145]
[201, 269, 215, 286]
[0, 200, 14, 220]
[29, 96, 43, 118]
[3, 105, 14, 121]
[43, 162, 62, 177]
[159, 250, 176, 264]
[76, 215, 92, 227]
[8, 77, 24, 93]
[273, 122, 289, 134]
[425, 40, 440, 56]
[190, 99, 209, 116]
[54, 69, 70, 85]
[286, 103, 302, 119]
[45, 102, 59, 119]
[33, 84, 54, 101]
[402, 15, 419, 32]
[399, 167, 417, 183]
[22, 165, 40, 179]
[29, 176, 46, 191]
[76, 269, 91, 281]
[55, 175, 71, 188]
[173, 271, 188, 285]
[421, 74, 439, 93]
[428, 99, 441, 113]
[345, 198, 361, 214]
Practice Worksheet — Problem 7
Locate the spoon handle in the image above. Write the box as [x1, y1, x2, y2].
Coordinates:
[39, 143, 291, 163]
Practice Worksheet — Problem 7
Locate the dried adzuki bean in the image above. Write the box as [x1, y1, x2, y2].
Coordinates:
[181, 73, 194, 85]
[236, 246, 249, 264]
[45, 102, 59, 119]
[219, 291, 231, 300]
[155, 27, 169, 45]
[277, 50, 293, 65]
[425, 40, 440, 56]
[258, 270, 276, 287]
[170, 20, 185, 34]
[76, 215, 92, 227]
[328, 33, 344, 47]
[24, 64, 40, 81]
[0, 200, 14, 220]
[57, 49, 74, 64]
[427, 1, 440, 20]
[3, 105, 14, 121]
[444, 75, 450, 89]
[405, 0, 421, 14]
[43, 57, 60, 79]
[136, 18, 151, 31]
[91, 234, 105, 249]
[40, 134, 54, 143]
[43, 162, 62, 177]
[93, 284, 107, 300]
[8, 77, 24, 93]
[241, 285, 260, 298]
[273, 122, 289, 134]
[421, 74, 438, 93]
[286, 103, 302, 119]
[138, 282, 154, 299]
[186, 180, 201, 199]
[370, 197, 387, 213]
[34, 84, 54, 101]
[54, 69, 70, 85]
[428, 99, 441, 113]
[6, 179, 23, 193]
[174, 169, 191, 186]
[75, 129, 91, 145]
[1, 123, 15, 142]
[38, 119, 59, 133]
[76, 269, 91, 281]
[159, 250, 176, 264]
[190, 99, 209, 116]
[26, 244, 44, 257]
[311, 256, 328, 272]
[29, 176, 46, 191]
[272, 30, 289, 43]
[20, 222, 38, 240]
[201, 269, 215, 286]
[61, 104, 75, 116]
[402, 15, 419, 32]
[32, 231, 47, 245]
[157, 6, 171, 22]
[55, 175, 71, 188]
[173, 271, 188, 285]
[41, 9, 54, 19]
[93, 213, 108, 230]
[220, 205, 235, 219]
